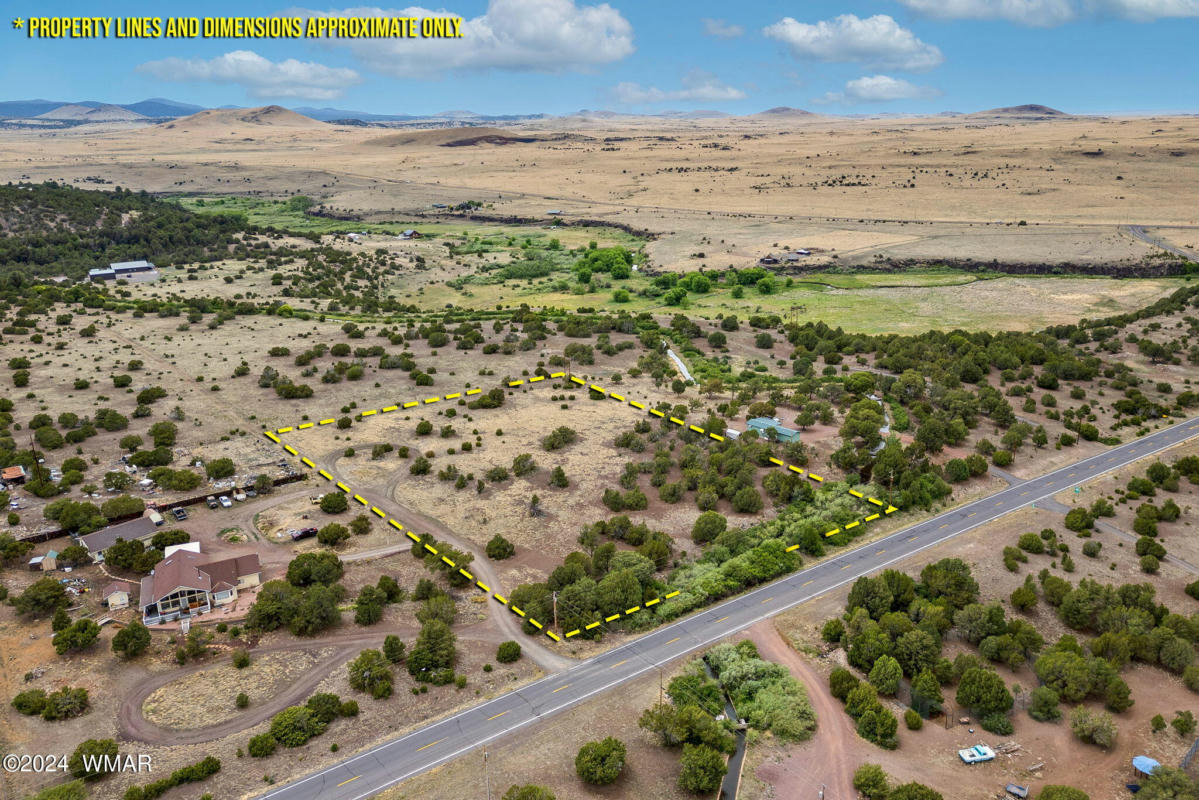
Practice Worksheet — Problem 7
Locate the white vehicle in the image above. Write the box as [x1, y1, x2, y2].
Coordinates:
[958, 745, 996, 764]
[218, 495, 232, 508]
[233, 492, 247, 502]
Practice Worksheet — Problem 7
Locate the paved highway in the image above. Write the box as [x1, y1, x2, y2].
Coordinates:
[257, 415, 1199, 800]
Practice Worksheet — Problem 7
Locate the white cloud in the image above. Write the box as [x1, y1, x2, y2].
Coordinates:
[289, 0, 634, 78]
[1085, 0, 1199, 19]
[896, 0, 1076, 26]
[612, 71, 746, 105]
[136, 50, 361, 100]
[815, 74, 941, 104]
[763, 14, 943, 72]
[897, 0, 1197, 24]
[701, 18, 744, 38]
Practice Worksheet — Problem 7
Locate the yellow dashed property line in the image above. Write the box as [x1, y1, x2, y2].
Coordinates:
[423, 397, 440, 404]
[476, 580, 491, 593]
[785, 544, 801, 552]
[868, 497, 885, 507]
[550, 372, 565, 378]
[625, 606, 640, 615]
[319, 418, 335, 426]
[423, 543, 438, 555]
[382, 405, 398, 413]
[444, 393, 461, 400]
[849, 489, 864, 498]
[277, 426, 293, 434]
[298, 422, 314, 430]
[769, 457, 785, 467]
[494, 594, 507, 605]
[336, 481, 350, 493]
[530, 376, 545, 383]
[441, 555, 457, 568]
[809, 474, 824, 482]
[352, 494, 368, 506]
[885, 506, 899, 514]
[528, 619, 543, 630]
[585, 621, 601, 630]
[669, 417, 686, 427]
[403, 401, 419, 408]
[664, 591, 680, 599]
[590, 384, 606, 395]
[629, 400, 645, 410]
[511, 606, 526, 618]
[458, 568, 473, 580]
[569, 376, 585, 385]
[370, 506, 386, 518]
[283, 445, 298, 456]
[845, 520, 860, 530]
[788, 465, 804, 475]
[301, 457, 315, 468]
[362, 409, 377, 417]
[406, 531, 422, 542]
[565, 629, 581, 638]
[649, 409, 665, 418]
[509, 380, 524, 387]
[318, 470, 333, 481]
[546, 631, 561, 642]
[605, 613, 621, 622]
[644, 597, 661, 607]
[708, 432, 724, 442]
[466, 388, 481, 396]
[865, 513, 880, 522]
[610, 392, 625, 401]
[824, 528, 840, 538]
[264, 431, 280, 443]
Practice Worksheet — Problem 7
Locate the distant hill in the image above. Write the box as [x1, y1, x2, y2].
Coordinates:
[752, 106, 817, 117]
[123, 98, 205, 118]
[37, 103, 148, 122]
[292, 106, 419, 122]
[359, 127, 542, 148]
[968, 104, 1070, 118]
[156, 105, 326, 131]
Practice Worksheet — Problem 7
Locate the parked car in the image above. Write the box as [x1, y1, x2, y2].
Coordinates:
[172, 508, 188, 521]
[290, 527, 318, 542]
[206, 496, 219, 509]
[218, 495, 232, 509]
[245, 489, 257, 498]
[233, 492, 247, 502]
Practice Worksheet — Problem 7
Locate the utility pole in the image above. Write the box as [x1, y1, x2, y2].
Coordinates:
[658, 666, 664, 706]
[551, 591, 558, 631]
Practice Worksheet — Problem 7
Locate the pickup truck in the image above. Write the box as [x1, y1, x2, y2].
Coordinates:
[206, 496, 219, 509]
[290, 527, 318, 542]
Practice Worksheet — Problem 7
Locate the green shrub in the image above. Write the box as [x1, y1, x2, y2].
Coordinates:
[496, 641, 521, 663]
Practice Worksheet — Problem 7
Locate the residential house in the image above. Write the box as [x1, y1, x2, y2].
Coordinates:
[78, 516, 158, 562]
[139, 549, 261, 625]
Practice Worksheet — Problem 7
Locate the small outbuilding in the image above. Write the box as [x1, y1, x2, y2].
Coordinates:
[102, 581, 135, 610]
[1, 465, 27, 486]
[747, 417, 801, 443]
[28, 549, 58, 571]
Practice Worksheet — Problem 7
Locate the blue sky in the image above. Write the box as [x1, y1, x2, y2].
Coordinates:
[2, 0, 1197, 115]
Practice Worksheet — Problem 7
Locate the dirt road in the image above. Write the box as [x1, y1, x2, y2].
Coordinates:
[746, 620, 856, 800]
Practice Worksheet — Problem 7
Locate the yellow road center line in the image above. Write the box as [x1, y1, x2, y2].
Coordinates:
[715, 615, 729, 623]
[416, 740, 443, 752]
[337, 776, 361, 788]
[610, 659, 628, 668]
[666, 637, 681, 645]
[552, 684, 571, 693]
[802, 580, 814, 587]
[761, 597, 773, 604]
[487, 710, 509, 720]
